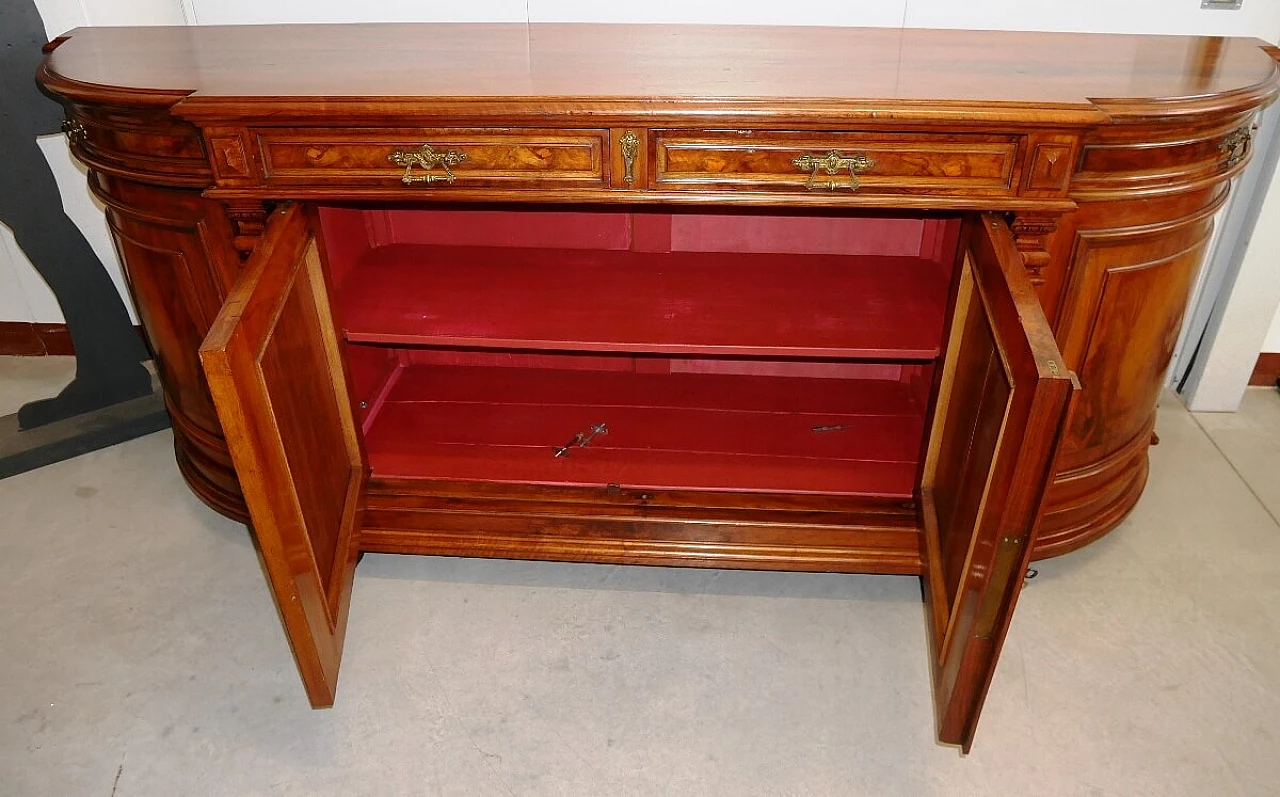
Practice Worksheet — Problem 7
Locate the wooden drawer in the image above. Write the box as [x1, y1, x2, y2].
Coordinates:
[653, 130, 1021, 196]
[254, 128, 608, 188]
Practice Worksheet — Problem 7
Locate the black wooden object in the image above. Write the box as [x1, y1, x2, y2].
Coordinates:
[1, 0, 153, 433]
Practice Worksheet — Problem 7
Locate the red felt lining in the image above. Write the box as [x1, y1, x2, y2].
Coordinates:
[363, 364, 926, 497]
[338, 245, 949, 359]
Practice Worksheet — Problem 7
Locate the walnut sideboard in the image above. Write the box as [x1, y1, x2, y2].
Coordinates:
[38, 23, 1279, 748]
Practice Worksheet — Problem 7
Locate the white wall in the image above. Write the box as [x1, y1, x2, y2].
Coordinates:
[0, 135, 141, 324]
[0, 236, 37, 325]
[40, 0, 181, 30]
[8, 0, 1280, 356]
[185, 0, 912, 27]
[1184, 141, 1280, 408]
[904, 0, 1280, 36]
[183, 0, 1280, 32]
[184, 0, 526, 25]
[1266, 307, 1280, 352]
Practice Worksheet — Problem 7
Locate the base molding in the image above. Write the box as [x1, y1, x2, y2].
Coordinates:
[361, 479, 925, 575]
[0, 387, 169, 480]
[0, 322, 75, 356]
[0, 322, 145, 356]
[1250, 352, 1280, 387]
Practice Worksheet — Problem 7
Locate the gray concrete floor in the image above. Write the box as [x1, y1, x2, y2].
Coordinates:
[2, 355, 1279, 796]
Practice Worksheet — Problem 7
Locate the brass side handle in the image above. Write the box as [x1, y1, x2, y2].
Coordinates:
[792, 150, 875, 191]
[1220, 126, 1252, 169]
[620, 130, 640, 186]
[61, 118, 86, 145]
[388, 144, 467, 185]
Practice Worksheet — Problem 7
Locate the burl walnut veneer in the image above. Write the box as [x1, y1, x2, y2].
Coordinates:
[38, 24, 1279, 748]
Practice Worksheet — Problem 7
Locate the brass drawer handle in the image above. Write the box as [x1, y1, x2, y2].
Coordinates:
[388, 144, 467, 185]
[792, 150, 875, 191]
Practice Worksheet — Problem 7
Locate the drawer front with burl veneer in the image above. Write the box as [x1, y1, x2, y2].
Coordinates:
[653, 130, 1023, 198]
[251, 128, 609, 190]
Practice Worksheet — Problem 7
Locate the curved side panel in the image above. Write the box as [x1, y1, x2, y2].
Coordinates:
[50, 98, 253, 521]
[91, 170, 248, 521]
[1032, 115, 1249, 559]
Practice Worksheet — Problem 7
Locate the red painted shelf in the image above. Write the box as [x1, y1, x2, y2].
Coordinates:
[363, 364, 926, 498]
[338, 244, 949, 359]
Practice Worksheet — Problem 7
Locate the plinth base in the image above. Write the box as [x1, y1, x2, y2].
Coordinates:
[0, 387, 170, 480]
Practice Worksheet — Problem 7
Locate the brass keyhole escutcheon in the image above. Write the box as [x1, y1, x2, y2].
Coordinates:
[620, 130, 640, 187]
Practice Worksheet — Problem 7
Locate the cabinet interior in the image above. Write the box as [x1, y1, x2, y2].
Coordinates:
[318, 205, 963, 500]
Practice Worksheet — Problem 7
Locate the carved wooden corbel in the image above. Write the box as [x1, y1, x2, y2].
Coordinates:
[1008, 212, 1060, 285]
[223, 200, 272, 259]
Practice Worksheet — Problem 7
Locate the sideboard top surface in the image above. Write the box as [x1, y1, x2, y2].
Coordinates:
[42, 23, 1278, 122]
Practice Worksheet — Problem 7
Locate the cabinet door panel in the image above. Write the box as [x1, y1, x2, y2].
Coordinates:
[922, 214, 1076, 750]
[200, 203, 365, 707]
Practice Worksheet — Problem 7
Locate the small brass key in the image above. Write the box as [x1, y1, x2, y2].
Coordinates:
[553, 432, 586, 458]
[553, 422, 609, 458]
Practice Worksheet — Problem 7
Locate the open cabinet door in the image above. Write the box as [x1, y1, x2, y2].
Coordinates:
[921, 213, 1077, 750]
[199, 204, 365, 707]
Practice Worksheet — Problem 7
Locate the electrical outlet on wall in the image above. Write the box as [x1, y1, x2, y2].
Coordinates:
[1201, 0, 1244, 9]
